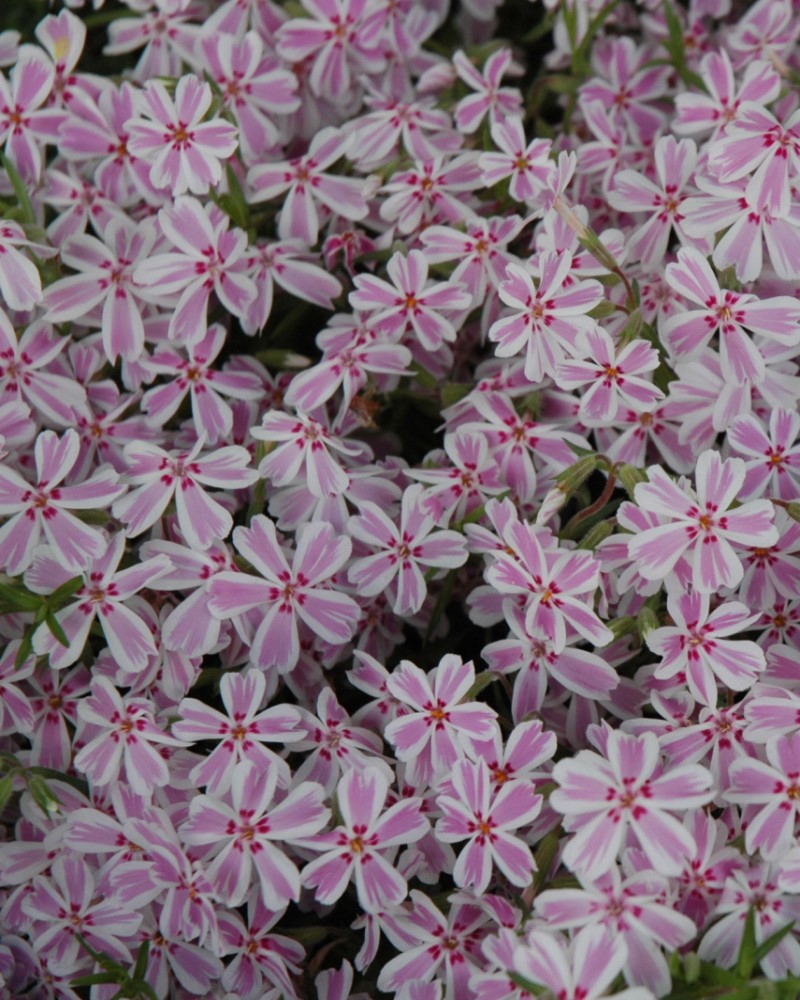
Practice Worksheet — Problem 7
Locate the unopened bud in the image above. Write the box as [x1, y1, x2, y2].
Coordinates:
[616, 464, 648, 498]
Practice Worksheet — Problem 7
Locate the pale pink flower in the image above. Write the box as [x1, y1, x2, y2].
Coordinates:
[0, 639, 34, 736]
[607, 136, 708, 271]
[74, 676, 184, 795]
[112, 438, 257, 551]
[26, 532, 171, 673]
[242, 238, 344, 334]
[350, 249, 471, 353]
[535, 866, 696, 996]
[384, 655, 497, 786]
[0, 220, 46, 311]
[180, 759, 329, 910]
[142, 324, 263, 444]
[726, 734, 800, 859]
[252, 407, 364, 498]
[484, 517, 612, 653]
[555, 328, 663, 421]
[44, 217, 156, 363]
[200, 30, 299, 163]
[479, 117, 553, 204]
[207, 514, 359, 674]
[133, 196, 256, 345]
[628, 450, 779, 593]
[646, 591, 765, 706]
[0, 428, 124, 575]
[27, 663, 89, 771]
[674, 51, 780, 139]
[662, 247, 800, 385]
[453, 48, 522, 134]
[104, 5, 198, 82]
[276, 0, 385, 101]
[249, 127, 369, 245]
[23, 856, 141, 967]
[709, 100, 800, 217]
[697, 863, 800, 979]
[514, 926, 651, 1000]
[347, 484, 468, 616]
[488, 252, 603, 383]
[379, 154, 482, 234]
[217, 898, 304, 1000]
[126, 75, 238, 196]
[551, 728, 714, 878]
[35, 9, 87, 107]
[0, 45, 64, 182]
[0, 313, 85, 425]
[436, 757, 541, 894]
[729, 409, 800, 501]
[302, 766, 428, 911]
[173, 669, 301, 795]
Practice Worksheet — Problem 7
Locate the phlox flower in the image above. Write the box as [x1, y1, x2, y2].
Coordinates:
[252, 407, 365, 498]
[0, 220, 46, 312]
[44, 217, 155, 362]
[207, 514, 359, 674]
[479, 117, 552, 204]
[142, 324, 263, 444]
[0, 428, 124, 576]
[514, 926, 656, 1000]
[383, 655, 497, 786]
[350, 249, 471, 353]
[628, 450, 778, 594]
[293, 687, 390, 795]
[248, 127, 369, 245]
[25, 532, 171, 673]
[606, 136, 708, 271]
[662, 247, 800, 385]
[133, 196, 257, 345]
[126, 74, 238, 196]
[173, 669, 302, 795]
[0, 640, 34, 736]
[347, 483, 468, 616]
[709, 100, 800, 217]
[73, 676, 185, 795]
[728, 409, 800, 501]
[112, 438, 258, 551]
[217, 898, 304, 1000]
[435, 757, 541, 894]
[555, 328, 663, 421]
[674, 811, 744, 930]
[697, 863, 800, 979]
[646, 591, 765, 707]
[484, 516, 612, 653]
[22, 856, 141, 967]
[674, 51, 780, 139]
[550, 728, 714, 878]
[726, 733, 800, 860]
[488, 251, 603, 384]
[376, 891, 488, 999]
[379, 154, 482, 234]
[27, 663, 89, 771]
[744, 684, 800, 743]
[534, 865, 697, 997]
[453, 48, 522, 134]
[276, 0, 384, 101]
[200, 30, 300, 163]
[0, 44, 64, 182]
[242, 238, 344, 334]
[302, 765, 429, 911]
[180, 759, 329, 911]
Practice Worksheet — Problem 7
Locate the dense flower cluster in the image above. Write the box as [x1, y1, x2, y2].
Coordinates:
[3, 0, 800, 998]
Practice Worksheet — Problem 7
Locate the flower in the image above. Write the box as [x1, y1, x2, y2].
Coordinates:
[126, 75, 238, 196]
[302, 765, 428, 911]
[628, 450, 778, 593]
[180, 759, 329, 910]
[550, 727, 714, 878]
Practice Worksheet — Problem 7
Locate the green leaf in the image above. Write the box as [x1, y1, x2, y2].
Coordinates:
[14, 629, 34, 669]
[532, 828, 561, 897]
[70, 973, 124, 987]
[508, 971, 546, 996]
[0, 582, 42, 611]
[464, 670, 499, 700]
[1, 154, 35, 225]
[618, 307, 643, 344]
[26, 773, 63, 814]
[49, 575, 84, 605]
[736, 906, 758, 979]
[0, 772, 14, 813]
[45, 611, 70, 648]
[440, 382, 472, 407]
[752, 920, 796, 970]
[132, 939, 150, 982]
